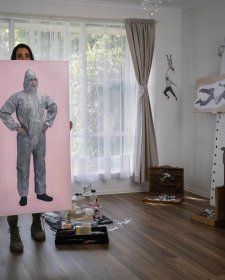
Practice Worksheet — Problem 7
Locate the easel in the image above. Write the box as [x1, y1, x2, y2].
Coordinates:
[191, 51, 225, 227]
[191, 148, 225, 227]
[209, 54, 225, 206]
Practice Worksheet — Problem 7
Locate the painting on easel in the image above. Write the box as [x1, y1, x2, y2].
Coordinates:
[194, 73, 225, 113]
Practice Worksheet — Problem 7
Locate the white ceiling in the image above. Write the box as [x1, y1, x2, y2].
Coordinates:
[77, 0, 210, 10]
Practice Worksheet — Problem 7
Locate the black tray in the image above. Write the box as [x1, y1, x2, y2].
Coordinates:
[55, 226, 109, 245]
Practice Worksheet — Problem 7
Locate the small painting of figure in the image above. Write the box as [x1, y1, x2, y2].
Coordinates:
[194, 74, 225, 113]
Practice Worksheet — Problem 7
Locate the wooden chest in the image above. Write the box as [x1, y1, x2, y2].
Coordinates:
[144, 165, 184, 204]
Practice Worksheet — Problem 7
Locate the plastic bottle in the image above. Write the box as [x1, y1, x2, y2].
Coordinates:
[89, 189, 97, 207]
[93, 196, 103, 220]
[72, 193, 85, 214]
[93, 206, 100, 220]
[99, 206, 103, 219]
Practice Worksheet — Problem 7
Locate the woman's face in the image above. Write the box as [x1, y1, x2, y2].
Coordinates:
[15, 48, 31, 60]
[29, 77, 38, 88]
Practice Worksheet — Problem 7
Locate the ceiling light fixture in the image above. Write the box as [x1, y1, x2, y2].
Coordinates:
[141, 0, 172, 17]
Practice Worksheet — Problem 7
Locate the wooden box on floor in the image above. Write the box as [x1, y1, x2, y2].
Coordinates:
[191, 186, 225, 227]
[143, 165, 184, 204]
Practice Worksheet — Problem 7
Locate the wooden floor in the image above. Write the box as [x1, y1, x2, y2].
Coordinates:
[0, 192, 225, 280]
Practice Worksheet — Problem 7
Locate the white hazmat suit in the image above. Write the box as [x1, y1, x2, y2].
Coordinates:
[0, 69, 57, 202]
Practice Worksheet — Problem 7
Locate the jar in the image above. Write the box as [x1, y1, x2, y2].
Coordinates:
[89, 189, 97, 207]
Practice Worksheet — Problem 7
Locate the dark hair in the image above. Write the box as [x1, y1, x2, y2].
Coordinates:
[11, 43, 34, 60]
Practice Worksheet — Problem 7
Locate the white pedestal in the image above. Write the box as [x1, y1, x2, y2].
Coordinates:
[210, 113, 225, 206]
[210, 55, 225, 206]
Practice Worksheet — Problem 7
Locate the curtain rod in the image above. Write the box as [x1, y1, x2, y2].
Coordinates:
[0, 12, 126, 25]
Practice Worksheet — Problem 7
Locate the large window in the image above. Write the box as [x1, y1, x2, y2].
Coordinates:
[0, 16, 137, 183]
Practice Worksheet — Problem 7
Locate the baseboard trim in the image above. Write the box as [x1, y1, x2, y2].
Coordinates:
[96, 186, 149, 195]
[184, 187, 210, 198]
[72, 179, 149, 195]
[72, 181, 211, 198]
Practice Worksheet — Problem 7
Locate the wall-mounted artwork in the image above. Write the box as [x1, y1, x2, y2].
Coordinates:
[163, 54, 177, 101]
[0, 60, 72, 216]
[194, 73, 225, 113]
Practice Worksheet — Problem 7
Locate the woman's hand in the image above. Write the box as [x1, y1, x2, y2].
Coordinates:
[70, 121, 73, 130]
[42, 124, 48, 133]
[16, 127, 28, 136]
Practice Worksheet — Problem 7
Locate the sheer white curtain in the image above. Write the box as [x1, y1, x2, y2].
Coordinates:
[72, 23, 137, 183]
[0, 16, 138, 183]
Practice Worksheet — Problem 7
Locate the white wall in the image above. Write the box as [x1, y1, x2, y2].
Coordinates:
[0, 0, 182, 194]
[153, 9, 182, 168]
[9, 0, 223, 197]
[181, 0, 225, 196]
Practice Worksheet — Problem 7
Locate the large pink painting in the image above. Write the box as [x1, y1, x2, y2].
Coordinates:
[0, 61, 72, 216]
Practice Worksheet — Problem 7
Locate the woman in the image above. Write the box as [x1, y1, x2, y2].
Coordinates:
[7, 43, 47, 253]
[6, 43, 72, 253]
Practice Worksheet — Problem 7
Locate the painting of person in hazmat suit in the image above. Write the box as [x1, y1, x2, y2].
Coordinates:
[0, 69, 57, 207]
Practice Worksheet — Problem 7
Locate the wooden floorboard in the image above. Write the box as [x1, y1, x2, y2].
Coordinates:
[0, 192, 225, 280]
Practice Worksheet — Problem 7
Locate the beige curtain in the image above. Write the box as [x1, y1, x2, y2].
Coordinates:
[124, 18, 158, 182]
